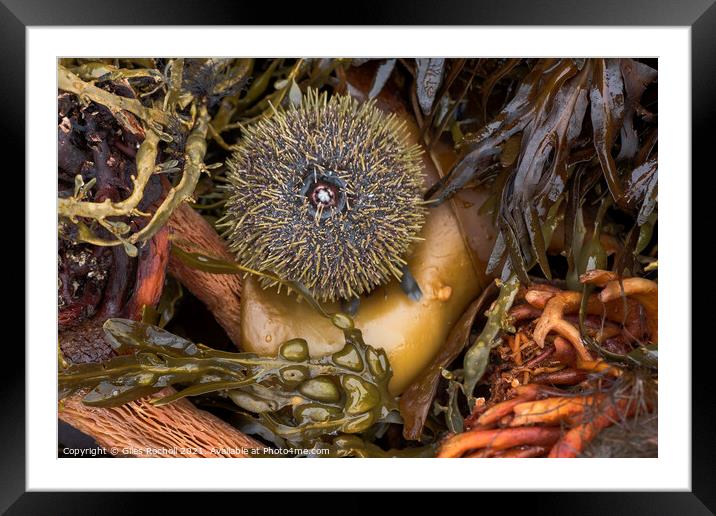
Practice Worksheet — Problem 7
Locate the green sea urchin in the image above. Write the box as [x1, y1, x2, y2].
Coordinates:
[222, 89, 426, 302]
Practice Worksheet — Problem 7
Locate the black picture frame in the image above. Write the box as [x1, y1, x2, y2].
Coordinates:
[5, 0, 712, 513]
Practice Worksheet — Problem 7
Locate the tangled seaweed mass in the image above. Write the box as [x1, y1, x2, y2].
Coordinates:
[57, 58, 657, 459]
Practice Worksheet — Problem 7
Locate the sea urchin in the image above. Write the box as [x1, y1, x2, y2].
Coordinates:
[222, 89, 426, 302]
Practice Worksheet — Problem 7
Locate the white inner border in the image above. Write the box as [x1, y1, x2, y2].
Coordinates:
[27, 27, 690, 491]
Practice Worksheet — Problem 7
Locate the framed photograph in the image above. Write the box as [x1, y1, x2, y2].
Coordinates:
[6, 0, 712, 512]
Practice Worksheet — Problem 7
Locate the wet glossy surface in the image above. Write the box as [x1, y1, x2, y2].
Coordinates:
[241, 172, 495, 395]
[239, 73, 497, 395]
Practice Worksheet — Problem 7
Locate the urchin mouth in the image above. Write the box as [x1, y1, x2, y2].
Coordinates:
[300, 171, 348, 220]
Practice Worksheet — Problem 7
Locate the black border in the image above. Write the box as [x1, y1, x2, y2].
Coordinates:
[7, 1, 713, 513]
